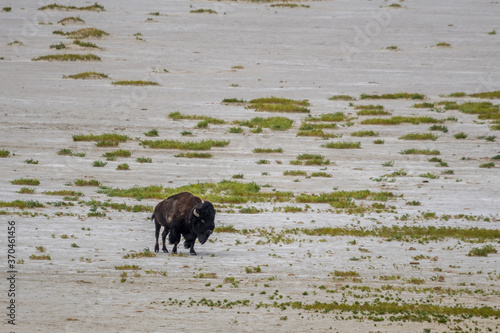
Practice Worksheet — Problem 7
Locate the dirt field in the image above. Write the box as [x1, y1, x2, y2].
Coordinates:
[1, 1, 499, 332]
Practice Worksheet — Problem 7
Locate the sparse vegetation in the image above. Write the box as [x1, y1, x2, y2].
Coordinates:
[401, 148, 440, 155]
[141, 139, 229, 150]
[116, 163, 130, 170]
[238, 117, 293, 131]
[175, 152, 213, 159]
[399, 133, 438, 141]
[64, 72, 108, 79]
[323, 141, 361, 149]
[479, 162, 495, 168]
[74, 179, 101, 186]
[361, 116, 442, 125]
[290, 154, 330, 166]
[360, 92, 425, 100]
[453, 132, 468, 139]
[32, 54, 101, 61]
[92, 160, 107, 167]
[73, 133, 129, 143]
[350, 130, 378, 137]
[246, 97, 310, 113]
[253, 148, 283, 153]
[112, 80, 159, 86]
[11, 178, 40, 186]
[190, 9, 217, 14]
[58, 16, 85, 24]
[467, 244, 497, 257]
[144, 129, 159, 137]
[136, 157, 152, 163]
[53, 28, 108, 38]
[435, 42, 451, 47]
[39, 3, 105, 11]
[329, 95, 355, 101]
[73, 40, 99, 48]
[0, 149, 10, 158]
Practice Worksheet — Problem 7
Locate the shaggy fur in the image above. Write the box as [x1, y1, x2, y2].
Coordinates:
[151, 192, 215, 255]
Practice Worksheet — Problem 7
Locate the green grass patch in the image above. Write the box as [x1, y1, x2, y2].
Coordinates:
[305, 112, 347, 122]
[229, 127, 244, 134]
[435, 42, 451, 47]
[350, 130, 378, 137]
[175, 152, 213, 158]
[117, 163, 129, 170]
[222, 98, 247, 103]
[399, 133, 438, 141]
[479, 162, 495, 168]
[99, 180, 294, 204]
[32, 54, 101, 61]
[58, 16, 85, 24]
[39, 3, 105, 11]
[428, 125, 448, 133]
[73, 40, 99, 48]
[299, 122, 338, 130]
[401, 148, 440, 155]
[284, 170, 307, 176]
[360, 92, 425, 100]
[419, 172, 439, 179]
[238, 116, 293, 131]
[53, 28, 108, 38]
[102, 149, 132, 160]
[329, 95, 355, 101]
[141, 139, 229, 150]
[361, 116, 442, 125]
[0, 200, 44, 209]
[44, 190, 83, 197]
[57, 148, 85, 157]
[11, 178, 40, 186]
[467, 244, 497, 257]
[74, 179, 101, 186]
[50, 42, 66, 50]
[168, 111, 227, 124]
[73, 133, 129, 143]
[0, 149, 10, 157]
[469, 91, 500, 99]
[297, 129, 338, 138]
[144, 129, 159, 137]
[247, 96, 310, 113]
[310, 172, 332, 178]
[323, 141, 361, 149]
[357, 110, 391, 116]
[64, 71, 108, 79]
[115, 265, 141, 270]
[92, 160, 107, 167]
[136, 157, 152, 163]
[112, 80, 159, 86]
[190, 9, 217, 14]
[253, 148, 283, 153]
[290, 154, 330, 166]
[413, 102, 435, 108]
[18, 187, 36, 194]
[2, 7, 12, 12]
[24, 158, 38, 164]
[453, 132, 468, 139]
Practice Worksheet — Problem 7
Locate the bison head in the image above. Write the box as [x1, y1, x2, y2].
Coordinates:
[191, 201, 216, 244]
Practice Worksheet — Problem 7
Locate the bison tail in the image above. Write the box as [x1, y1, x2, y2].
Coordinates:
[150, 213, 155, 221]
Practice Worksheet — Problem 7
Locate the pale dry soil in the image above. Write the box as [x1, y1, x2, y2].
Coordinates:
[0, 0, 499, 332]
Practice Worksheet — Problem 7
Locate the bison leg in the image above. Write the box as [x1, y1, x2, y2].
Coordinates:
[169, 228, 181, 254]
[154, 221, 161, 253]
[183, 236, 197, 256]
[161, 227, 169, 253]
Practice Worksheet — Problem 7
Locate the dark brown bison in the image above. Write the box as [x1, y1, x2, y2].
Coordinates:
[151, 192, 215, 255]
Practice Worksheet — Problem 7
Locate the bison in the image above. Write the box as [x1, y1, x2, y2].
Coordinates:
[151, 192, 215, 255]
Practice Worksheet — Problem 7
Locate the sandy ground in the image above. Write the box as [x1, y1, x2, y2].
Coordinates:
[1, 0, 500, 332]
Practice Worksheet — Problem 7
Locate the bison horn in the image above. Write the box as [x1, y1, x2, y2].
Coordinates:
[193, 209, 200, 218]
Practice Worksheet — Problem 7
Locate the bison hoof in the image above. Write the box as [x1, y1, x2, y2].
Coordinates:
[190, 251, 197, 256]
[162, 248, 168, 253]
[154, 245, 159, 253]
